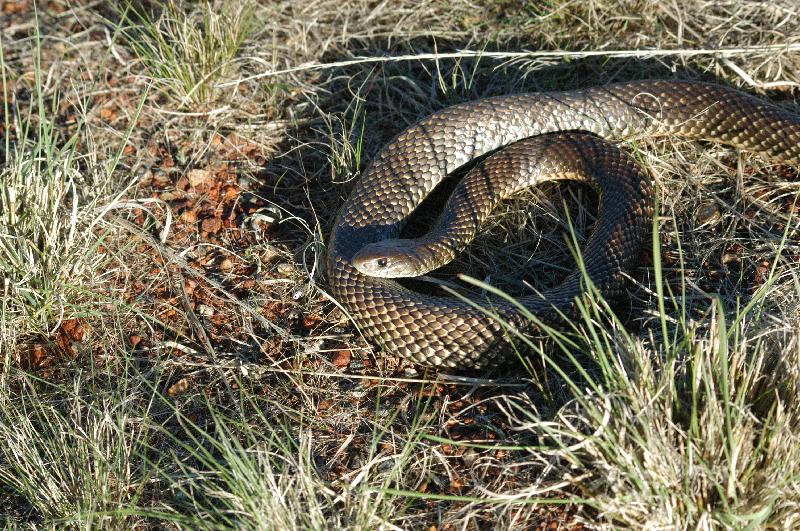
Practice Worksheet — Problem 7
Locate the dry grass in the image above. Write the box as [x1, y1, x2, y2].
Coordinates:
[1, 0, 799, 529]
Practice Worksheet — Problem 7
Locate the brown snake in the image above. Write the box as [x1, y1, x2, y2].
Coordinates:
[327, 80, 800, 369]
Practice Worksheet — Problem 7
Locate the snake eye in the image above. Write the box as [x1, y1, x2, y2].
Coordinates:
[377, 258, 388, 267]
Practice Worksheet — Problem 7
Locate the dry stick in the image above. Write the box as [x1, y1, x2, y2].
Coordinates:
[149, 355, 530, 387]
[220, 44, 800, 87]
[176, 274, 237, 404]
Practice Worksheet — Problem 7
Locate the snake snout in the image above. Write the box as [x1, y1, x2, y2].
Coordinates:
[351, 240, 425, 278]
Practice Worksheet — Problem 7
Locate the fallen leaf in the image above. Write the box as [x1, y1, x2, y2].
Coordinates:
[219, 258, 234, 270]
[187, 168, 213, 188]
[303, 314, 322, 329]
[449, 477, 465, 492]
[168, 378, 190, 396]
[181, 209, 197, 223]
[55, 319, 91, 358]
[201, 217, 222, 234]
[61, 318, 89, 341]
[332, 349, 351, 367]
[19, 344, 50, 370]
[99, 107, 117, 121]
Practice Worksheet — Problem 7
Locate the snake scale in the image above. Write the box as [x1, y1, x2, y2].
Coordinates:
[327, 80, 800, 369]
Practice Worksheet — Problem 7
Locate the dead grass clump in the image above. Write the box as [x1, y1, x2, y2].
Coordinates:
[0, 32, 136, 361]
[0, 366, 152, 528]
[114, 0, 257, 108]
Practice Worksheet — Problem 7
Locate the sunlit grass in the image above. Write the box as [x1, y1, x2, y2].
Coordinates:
[147, 379, 444, 530]
[115, 0, 257, 107]
[434, 203, 800, 528]
[0, 363, 154, 528]
[0, 24, 138, 359]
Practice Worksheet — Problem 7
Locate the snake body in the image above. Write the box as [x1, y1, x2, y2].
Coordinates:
[327, 80, 800, 369]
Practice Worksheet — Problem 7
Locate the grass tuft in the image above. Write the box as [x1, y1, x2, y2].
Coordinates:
[0, 366, 152, 528]
[451, 209, 800, 528]
[115, 0, 257, 108]
[0, 26, 130, 358]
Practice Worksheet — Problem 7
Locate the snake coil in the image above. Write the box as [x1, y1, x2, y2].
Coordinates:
[328, 80, 800, 369]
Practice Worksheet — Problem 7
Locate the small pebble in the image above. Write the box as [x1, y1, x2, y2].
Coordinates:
[276, 262, 294, 276]
[697, 202, 721, 225]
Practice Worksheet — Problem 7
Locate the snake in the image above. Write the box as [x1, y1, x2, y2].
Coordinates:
[327, 79, 800, 370]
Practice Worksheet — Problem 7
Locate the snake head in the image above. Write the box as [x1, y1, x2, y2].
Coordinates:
[351, 239, 428, 278]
